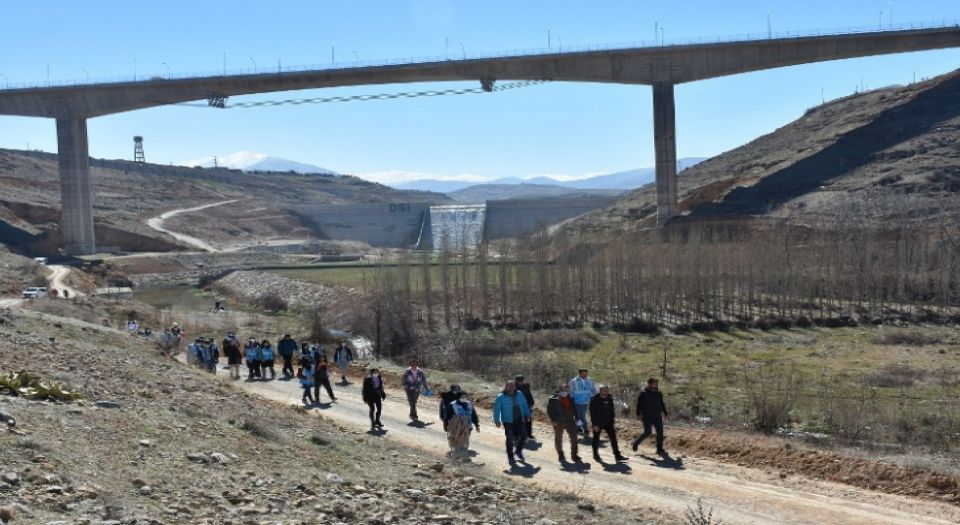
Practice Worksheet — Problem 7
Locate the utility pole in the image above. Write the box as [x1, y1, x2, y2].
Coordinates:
[548, 27, 551, 49]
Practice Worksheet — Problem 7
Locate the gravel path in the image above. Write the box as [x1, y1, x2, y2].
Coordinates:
[209, 362, 960, 525]
[146, 200, 238, 252]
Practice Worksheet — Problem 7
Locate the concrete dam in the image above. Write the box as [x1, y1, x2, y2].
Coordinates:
[293, 196, 615, 249]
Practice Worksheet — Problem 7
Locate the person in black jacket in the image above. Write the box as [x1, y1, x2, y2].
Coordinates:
[515, 375, 535, 441]
[361, 368, 386, 430]
[589, 384, 626, 463]
[314, 356, 336, 403]
[632, 377, 669, 455]
[278, 334, 298, 379]
[439, 384, 462, 432]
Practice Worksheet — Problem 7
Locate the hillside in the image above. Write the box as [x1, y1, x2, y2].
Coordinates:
[449, 183, 623, 203]
[565, 69, 960, 234]
[0, 149, 449, 255]
[0, 306, 639, 524]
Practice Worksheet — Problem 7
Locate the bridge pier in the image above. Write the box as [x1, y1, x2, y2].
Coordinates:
[56, 117, 96, 255]
[653, 82, 678, 225]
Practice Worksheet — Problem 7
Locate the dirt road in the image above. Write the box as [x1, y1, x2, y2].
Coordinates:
[146, 200, 238, 252]
[189, 361, 960, 525]
[47, 265, 83, 298]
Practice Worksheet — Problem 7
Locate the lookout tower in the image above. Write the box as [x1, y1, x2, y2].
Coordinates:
[133, 136, 145, 163]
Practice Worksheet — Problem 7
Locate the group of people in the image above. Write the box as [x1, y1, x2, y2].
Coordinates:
[171, 326, 357, 397]
[173, 323, 669, 468]
[390, 363, 670, 467]
[297, 339, 353, 405]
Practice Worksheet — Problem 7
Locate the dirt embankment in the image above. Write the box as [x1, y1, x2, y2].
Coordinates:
[212, 270, 358, 310]
[110, 252, 312, 287]
[0, 248, 46, 295]
[0, 309, 636, 525]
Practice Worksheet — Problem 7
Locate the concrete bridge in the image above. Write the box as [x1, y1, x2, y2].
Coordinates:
[2, 25, 960, 254]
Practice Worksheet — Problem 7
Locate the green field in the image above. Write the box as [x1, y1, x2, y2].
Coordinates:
[472, 325, 960, 449]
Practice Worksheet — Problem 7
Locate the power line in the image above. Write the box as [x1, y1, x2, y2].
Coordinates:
[172, 79, 551, 109]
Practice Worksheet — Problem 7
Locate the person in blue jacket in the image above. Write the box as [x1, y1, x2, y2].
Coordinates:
[299, 357, 316, 406]
[492, 380, 532, 466]
[259, 340, 276, 380]
[244, 339, 261, 381]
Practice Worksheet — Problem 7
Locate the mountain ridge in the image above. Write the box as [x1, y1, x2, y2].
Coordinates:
[180, 151, 339, 175]
[395, 157, 706, 194]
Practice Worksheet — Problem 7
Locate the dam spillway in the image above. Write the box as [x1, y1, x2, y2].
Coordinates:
[293, 196, 616, 249]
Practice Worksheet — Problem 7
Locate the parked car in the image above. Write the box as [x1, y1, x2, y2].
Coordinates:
[22, 287, 47, 299]
[33, 257, 48, 265]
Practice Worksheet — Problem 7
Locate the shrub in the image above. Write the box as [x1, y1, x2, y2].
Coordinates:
[862, 365, 925, 388]
[743, 364, 801, 433]
[614, 317, 661, 335]
[259, 293, 288, 312]
[876, 330, 941, 346]
[240, 419, 279, 441]
[0, 371, 83, 402]
[684, 499, 723, 525]
[821, 389, 876, 445]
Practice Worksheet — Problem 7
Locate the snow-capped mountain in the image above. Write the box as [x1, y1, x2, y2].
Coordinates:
[393, 158, 707, 193]
[180, 151, 338, 175]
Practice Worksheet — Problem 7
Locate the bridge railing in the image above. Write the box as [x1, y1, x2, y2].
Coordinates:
[1, 19, 959, 91]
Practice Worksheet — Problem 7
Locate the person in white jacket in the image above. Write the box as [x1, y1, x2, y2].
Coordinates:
[568, 369, 598, 438]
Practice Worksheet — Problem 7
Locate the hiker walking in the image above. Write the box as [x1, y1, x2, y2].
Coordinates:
[192, 338, 206, 369]
[314, 355, 336, 403]
[439, 384, 462, 432]
[569, 369, 598, 438]
[333, 342, 353, 384]
[402, 360, 428, 421]
[278, 334, 298, 378]
[299, 357, 316, 405]
[632, 377, 669, 456]
[297, 342, 311, 378]
[515, 375, 536, 441]
[547, 383, 581, 463]
[244, 339, 262, 380]
[170, 322, 184, 355]
[361, 368, 386, 430]
[205, 337, 219, 374]
[493, 380, 532, 466]
[223, 332, 242, 380]
[446, 389, 480, 461]
[590, 384, 627, 463]
[260, 340, 276, 380]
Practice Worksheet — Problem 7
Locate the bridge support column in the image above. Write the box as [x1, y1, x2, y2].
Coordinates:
[56, 117, 96, 255]
[653, 82, 678, 225]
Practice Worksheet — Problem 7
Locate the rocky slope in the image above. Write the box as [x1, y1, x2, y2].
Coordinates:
[0, 307, 646, 525]
[0, 247, 45, 296]
[212, 270, 359, 311]
[0, 149, 450, 255]
[566, 69, 960, 235]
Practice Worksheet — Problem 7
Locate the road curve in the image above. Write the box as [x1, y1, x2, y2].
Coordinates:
[47, 265, 83, 298]
[146, 200, 238, 252]
[190, 361, 960, 525]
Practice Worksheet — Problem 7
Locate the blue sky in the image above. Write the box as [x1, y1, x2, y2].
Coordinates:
[1, 0, 960, 184]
